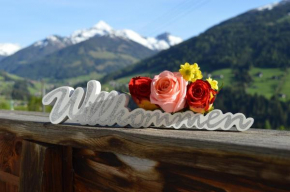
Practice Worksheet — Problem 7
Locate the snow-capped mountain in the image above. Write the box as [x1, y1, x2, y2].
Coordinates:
[33, 35, 72, 48]
[256, 0, 290, 11]
[0, 43, 21, 56]
[70, 21, 114, 44]
[0, 20, 181, 76]
[69, 21, 182, 51]
[31, 21, 182, 51]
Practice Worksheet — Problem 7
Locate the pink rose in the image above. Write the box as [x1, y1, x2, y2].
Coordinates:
[150, 71, 188, 113]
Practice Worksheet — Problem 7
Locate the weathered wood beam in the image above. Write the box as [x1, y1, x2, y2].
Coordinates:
[0, 171, 19, 186]
[0, 131, 22, 192]
[62, 147, 73, 192]
[0, 132, 22, 175]
[0, 181, 18, 192]
[18, 141, 72, 192]
[0, 110, 289, 191]
[73, 149, 290, 192]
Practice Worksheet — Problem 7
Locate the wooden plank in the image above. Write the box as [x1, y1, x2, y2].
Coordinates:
[0, 171, 19, 186]
[0, 114, 289, 156]
[73, 149, 290, 192]
[73, 150, 164, 192]
[62, 146, 73, 192]
[19, 140, 63, 192]
[0, 116, 289, 187]
[0, 110, 289, 153]
[0, 110, 289, 190]
[0, 131, 22, 176]
[0, 131, 22, 192]
[0, 181, 18, 192]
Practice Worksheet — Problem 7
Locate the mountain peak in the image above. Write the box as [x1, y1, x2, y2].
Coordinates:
[16, 20, 182, 52]
[46, 35, 60, 41]
[0, 43, 21, 56]
[256, 0, 290, 11]
[93, 20, 113, 31]
[70, 20, 114, 44]
[156, 32, 183, 47]
[256, 2, 279, 11]
[70, 20, 183, 50]
[33, 35, 71, 48]
[156, 32, 171, 39]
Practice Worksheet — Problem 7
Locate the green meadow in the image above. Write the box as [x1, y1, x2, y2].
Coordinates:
[106, 67, 290, 101]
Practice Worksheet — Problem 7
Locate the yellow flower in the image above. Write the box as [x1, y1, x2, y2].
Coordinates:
[206, 77, 218, 90]
[137, 99, 159, 110]
[179, 62, 203, 82]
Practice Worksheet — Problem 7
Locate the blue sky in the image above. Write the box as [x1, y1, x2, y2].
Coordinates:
[0, 0, 276, 47]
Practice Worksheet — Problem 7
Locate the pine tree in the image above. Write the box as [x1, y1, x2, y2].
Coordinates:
[265, 120, 271, 130]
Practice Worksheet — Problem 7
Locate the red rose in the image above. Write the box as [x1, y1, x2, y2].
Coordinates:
[186, 80, 217, 113]
[128, 77, 159, 110]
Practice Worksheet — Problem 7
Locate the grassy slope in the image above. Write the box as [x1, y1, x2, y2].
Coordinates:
[247, 68, 286, 99]
[107, 67, 289, 101]
[0, 70, 105, 101]
[0, 71, 43, 98]
[212, 68, 289, 100]
[214, 67, 289, 100]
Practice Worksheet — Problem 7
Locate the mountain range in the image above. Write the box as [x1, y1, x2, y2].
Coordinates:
[0, 21, 182, 79]
[1, 0, 290, 84]
[103, 0, 290, 82]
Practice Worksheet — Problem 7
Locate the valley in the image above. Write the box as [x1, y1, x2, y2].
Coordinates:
[0, 1, 289, 129]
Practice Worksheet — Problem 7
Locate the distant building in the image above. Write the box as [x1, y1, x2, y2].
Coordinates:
[278, 93, 286, 99]
[255, 72, 263, 78]
[212, 74, 224, 79]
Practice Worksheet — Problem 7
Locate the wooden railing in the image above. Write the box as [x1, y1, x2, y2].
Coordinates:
[0, 110, 289, 192]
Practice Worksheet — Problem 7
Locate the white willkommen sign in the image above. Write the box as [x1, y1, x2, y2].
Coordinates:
[42, 80, 254, 131]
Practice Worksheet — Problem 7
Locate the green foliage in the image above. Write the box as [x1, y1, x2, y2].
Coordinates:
[14, 105, 28, 111]
[27, 96, 52, 112]
[0, 70, 45, 103]
[215, 87, 290, 129]
[11, 80, 31, 100]
[0, 100, 9, 110]
[280, 68, 290, 98]
[28, 96, 42, 112]
[232, 65, 253, 86]
[265, 120, 272, 129]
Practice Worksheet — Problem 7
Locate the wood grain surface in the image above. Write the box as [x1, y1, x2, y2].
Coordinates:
[19, 140, 63, 192]
[0, 131, 22, 192]
[18, 140, 73, 192]
[0, 110, 289, 191]
[73, 149, 290, 192]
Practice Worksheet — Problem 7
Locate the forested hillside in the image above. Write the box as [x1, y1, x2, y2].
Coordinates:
[103, 1, 290, 82]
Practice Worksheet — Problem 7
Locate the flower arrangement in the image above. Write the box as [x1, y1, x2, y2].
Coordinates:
[128, 63, 219, 114]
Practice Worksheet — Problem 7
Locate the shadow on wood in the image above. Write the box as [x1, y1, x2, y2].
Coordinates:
[19, 140, 73, 192]
[73, 148, 290, 192]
